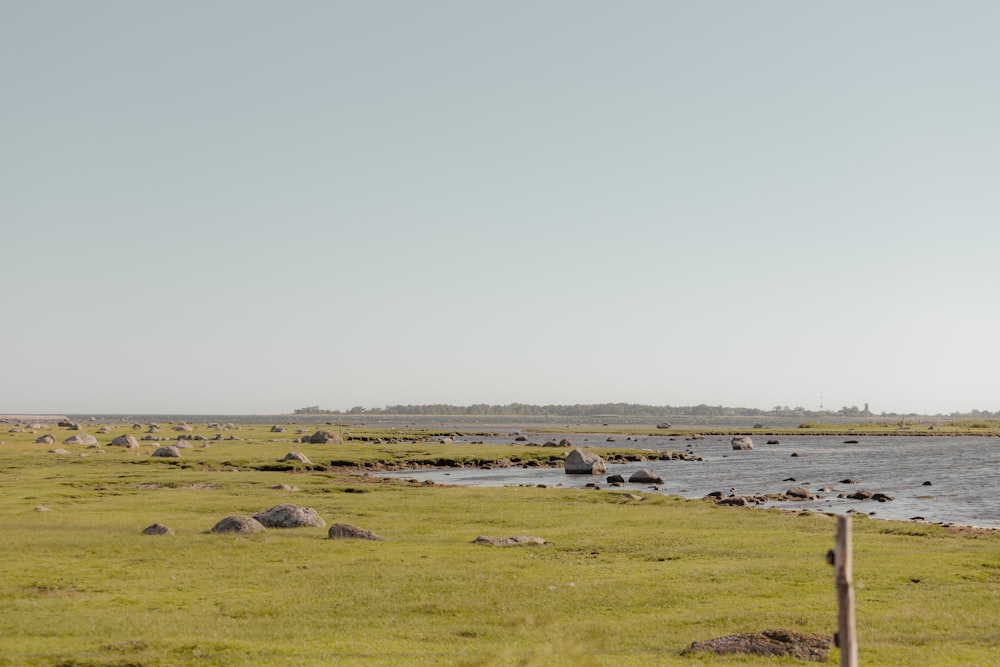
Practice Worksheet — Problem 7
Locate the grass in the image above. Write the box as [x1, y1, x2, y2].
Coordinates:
[0, 421, 999, 665]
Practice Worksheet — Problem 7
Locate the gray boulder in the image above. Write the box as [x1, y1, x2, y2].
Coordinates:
[731, 436, 754, 450]
[786, 486, 816, 500]
[211, 515, 266, 534]
[283, 452, 313, 465]
[35, 434, 56, 444]
[564, 448, 607, 474]
[110, 434, 140, 449]
[253, 504, 325, 528]
[628, 469, 664, 484]
[305, 430, 343, 444]
[152, 446, 181, 458]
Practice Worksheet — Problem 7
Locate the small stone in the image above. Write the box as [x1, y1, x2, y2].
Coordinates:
[328, 523, 384, 541]
[142, 523, 175, 535]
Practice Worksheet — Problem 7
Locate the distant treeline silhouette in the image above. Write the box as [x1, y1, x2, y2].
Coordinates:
[292, 403, 902, 417]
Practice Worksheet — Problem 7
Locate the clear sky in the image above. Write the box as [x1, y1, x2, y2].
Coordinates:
[3, 2, 999, 416]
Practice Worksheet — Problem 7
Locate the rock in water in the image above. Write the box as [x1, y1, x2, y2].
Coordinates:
[731, 436, 754, 450]
[564, 448, 607, 474]
[628, 469, 664, 484]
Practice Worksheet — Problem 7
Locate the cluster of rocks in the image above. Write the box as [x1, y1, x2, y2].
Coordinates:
[141, 504, 385, 541]
[707, 479, 896, 507]
[202, 504, 383, 541]
[297, 430, 344, 445]
[562, 448, 700, 480]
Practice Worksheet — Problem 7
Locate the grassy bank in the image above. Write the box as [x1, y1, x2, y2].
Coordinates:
[0, 422, 998, 665]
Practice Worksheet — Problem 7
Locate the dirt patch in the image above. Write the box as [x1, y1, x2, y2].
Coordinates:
[683, 629, 832, 661]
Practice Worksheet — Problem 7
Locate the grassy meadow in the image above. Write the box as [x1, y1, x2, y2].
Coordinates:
[1, 421, 998, 666]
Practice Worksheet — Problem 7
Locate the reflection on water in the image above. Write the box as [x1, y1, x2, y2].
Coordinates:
[380, 434, 1000, 528]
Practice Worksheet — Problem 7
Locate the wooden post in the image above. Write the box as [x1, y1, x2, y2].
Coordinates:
[835, 515, 859, 667]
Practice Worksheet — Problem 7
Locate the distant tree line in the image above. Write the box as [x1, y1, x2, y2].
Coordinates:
[289, 403, 996, 418]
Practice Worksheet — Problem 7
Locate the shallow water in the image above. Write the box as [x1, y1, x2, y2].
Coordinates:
[379, 434, 1000, 528]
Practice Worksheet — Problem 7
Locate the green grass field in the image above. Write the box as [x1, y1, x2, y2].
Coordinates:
[1, 422, 998, 665]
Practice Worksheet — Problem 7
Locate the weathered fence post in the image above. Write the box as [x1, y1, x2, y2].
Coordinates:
[835, 515, 858, 666]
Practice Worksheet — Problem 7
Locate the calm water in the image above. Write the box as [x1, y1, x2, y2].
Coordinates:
[379, 433, 1000, 528]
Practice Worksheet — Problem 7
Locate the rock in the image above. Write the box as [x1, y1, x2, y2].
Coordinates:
[173, 440, 193, 449]
[473, 535, 547, 547]
[767, 439, 780, 444]
[439, 437, 454, 444]
[786, 486, 816, 500]
[514, 435, 527, 441]
[270, 425, 286, 432]
[558, 438, 572, 447]
[283, 452, 313, 464]
[564, 448, 607, 474]
[791, 452, 802, 457]
[847, 490, 873, 500]
[628, 469, 664, 484]
[606, 474, 625, 484]
[253, 504, 325, 528]
[843, 439, 860, 444]
[923, 481, 933, 486]
[731, 436, 754, 450]
[35, 505, 52, 512]
[49, 448, 71, 455]
[684, 629, 832, 661]
[151, 446, 181, 458]
[328, 523, 384, 541]
[872, 492, 894, 502]
[656, 422, 672, 429]
[271, 484, 300, 491]
[173, 424, 194, 432]
[840, 478, 858, 484]
[304, 430, 343, 444]
[211, 515, 266, 534]
[109, 434, 140, 449]
[142, 523, 174, 535]
[35, 435, 56, 444]
[62, 434, 98, 446]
